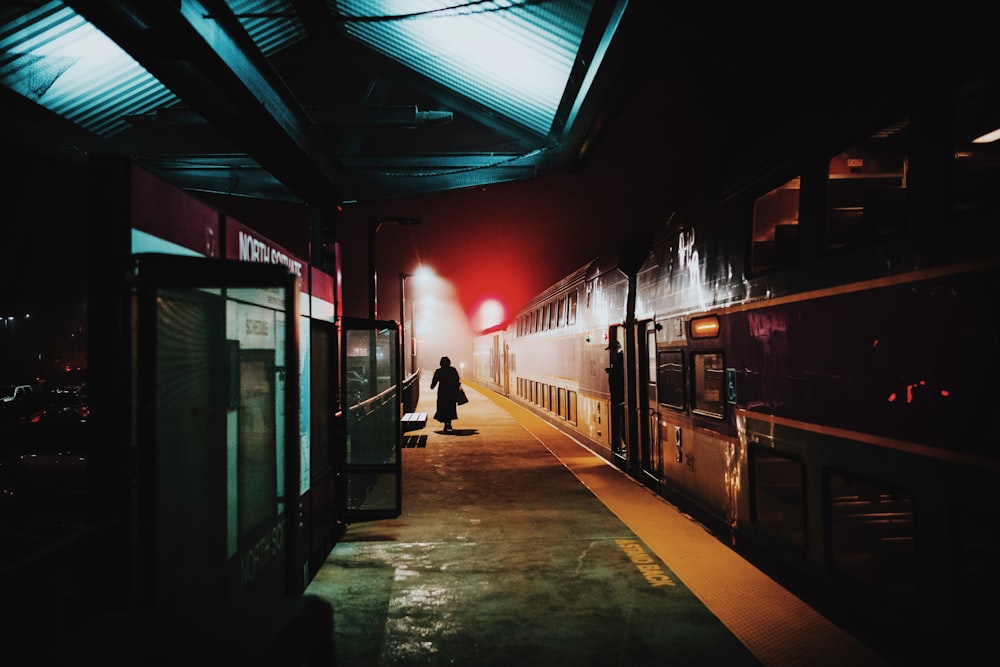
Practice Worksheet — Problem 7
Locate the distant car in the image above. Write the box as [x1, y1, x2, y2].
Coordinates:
[0, 384, 38, 425]
[1, 384, 33, 403]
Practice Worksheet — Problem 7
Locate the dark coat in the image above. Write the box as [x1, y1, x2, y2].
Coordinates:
[430, 364, 461, 423]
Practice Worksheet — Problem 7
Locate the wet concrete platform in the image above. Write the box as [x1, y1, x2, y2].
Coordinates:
[305, 374, 889, 667]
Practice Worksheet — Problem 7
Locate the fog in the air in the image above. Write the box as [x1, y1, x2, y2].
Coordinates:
[408, 270, 474, 379]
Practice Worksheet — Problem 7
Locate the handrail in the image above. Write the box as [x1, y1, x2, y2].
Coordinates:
[347, 385, 397, 418]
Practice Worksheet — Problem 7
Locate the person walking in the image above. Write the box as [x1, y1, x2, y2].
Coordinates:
[430, 356, 461, 432]
[605, 339, 625, 455]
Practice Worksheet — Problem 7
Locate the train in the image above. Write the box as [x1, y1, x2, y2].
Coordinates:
[472, 70, 1000, 657]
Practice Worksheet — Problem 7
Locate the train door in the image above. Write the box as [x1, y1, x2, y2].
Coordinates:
[502, 340, 510, 397]
[638, 319, 661, 489]
[607, 325, 627, 467]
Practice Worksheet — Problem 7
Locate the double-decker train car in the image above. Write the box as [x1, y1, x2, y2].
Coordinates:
[473, 254, 630, 463]
[473, 72, 1000, 659]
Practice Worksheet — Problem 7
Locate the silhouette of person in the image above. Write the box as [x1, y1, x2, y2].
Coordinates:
[605, 340, 624, 453]
[430, 356, 462, 432]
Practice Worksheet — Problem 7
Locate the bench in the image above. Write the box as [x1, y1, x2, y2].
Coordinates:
[401, 411, 427, 433]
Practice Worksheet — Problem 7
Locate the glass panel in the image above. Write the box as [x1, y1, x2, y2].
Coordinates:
[751, 178, 800, 273]
[238, 350, 278, 535]
[309, 323, 332, 476]
[225, 293, 288, 541]
[657, 350, 684, 410]
[692, 352, 724, 418]
[149, 279, 292, 604]
[647, 329, 657, 391]
[344, 470, 399, 513]
[154, 287, 228, 603]
[828, 470, 916, 607]
[751, 446, 805, 554]
[954, 508, 1000, 629]
[566, 289, 578, 325]
[344, 327, 398, 467]
[951, 78, 1000, 258]
[824, 120, 909, 251]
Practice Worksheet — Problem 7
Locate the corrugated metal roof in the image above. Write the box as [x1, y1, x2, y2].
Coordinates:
[0, 0, 177, 137]
[335, 0, 595, 137]
[0, 0, 635, 203]
[228, 0, 307, 56]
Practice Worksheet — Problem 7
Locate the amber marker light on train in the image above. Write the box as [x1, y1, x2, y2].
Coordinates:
[690, 315, 720, 339]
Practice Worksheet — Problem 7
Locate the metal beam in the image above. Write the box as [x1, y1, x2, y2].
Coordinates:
[66, 0, 345, 206]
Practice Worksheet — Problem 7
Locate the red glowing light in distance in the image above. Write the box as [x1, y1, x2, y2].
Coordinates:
[471, 298, 506, 333]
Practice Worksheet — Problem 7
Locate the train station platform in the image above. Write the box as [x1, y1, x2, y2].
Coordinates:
[305, 374, 892, 666]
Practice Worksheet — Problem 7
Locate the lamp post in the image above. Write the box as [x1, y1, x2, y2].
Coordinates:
[399, 272, 413, 380]
[399, 272, 417, 412]
[368, 216, 421, 320]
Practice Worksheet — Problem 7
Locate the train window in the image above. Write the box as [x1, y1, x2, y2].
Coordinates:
[656, 350, 684, 410]
[954, 508, 1000, 629]
[691, 352, 725, 418]
[749, 445, 805, 555]
[567, 389, 577, 425]
[558, 387, 566, 419]
[750, 177, 800, 274]
[951, 78, 1000, 248]
[827, 470, 916, 608]
[646, 330, 657, 395]
[566, 289, 578, 325]
[823, 119, 909, 252]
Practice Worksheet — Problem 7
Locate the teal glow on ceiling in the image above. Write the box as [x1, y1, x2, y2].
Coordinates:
[335, 0, 598, 137]
[0, 0, 631, 202]
[0, 0, 308, 138]
[226, 0, 307, 56]
[0, 0, 611, 140]
[0, 1, 177, 137]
